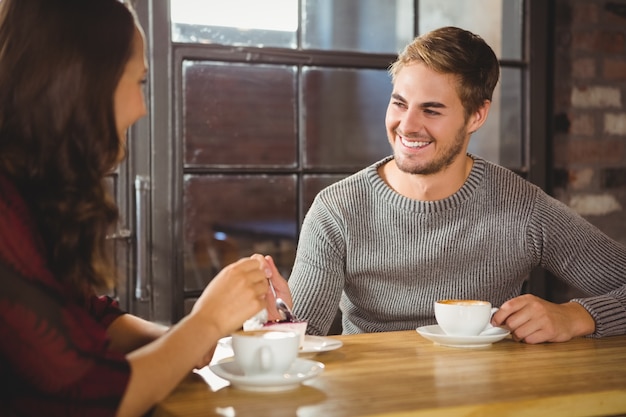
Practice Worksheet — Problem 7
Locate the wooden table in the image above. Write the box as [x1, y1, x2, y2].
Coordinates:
[153, 330, 626, 417]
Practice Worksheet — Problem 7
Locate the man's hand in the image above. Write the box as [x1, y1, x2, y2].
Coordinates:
[492, 294, 596, 344]
[263, 255, 293, 322]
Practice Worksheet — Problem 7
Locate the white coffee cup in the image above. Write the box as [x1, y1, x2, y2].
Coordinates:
[434, 299, 497, 336]
[231, 329, 299, 376]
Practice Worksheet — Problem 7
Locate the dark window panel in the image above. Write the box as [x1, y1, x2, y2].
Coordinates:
[302, 67, 392, 170]
[303, 0, 414, 53]
[183, 61, 298, 168]
[183, 174, 297, 292]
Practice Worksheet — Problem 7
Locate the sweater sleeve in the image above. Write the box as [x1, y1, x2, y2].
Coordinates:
[87, 294, 127, 328]
[528, 192, 626, 337]
[289, 195, 346, 336]
[571, 296, 626, 338]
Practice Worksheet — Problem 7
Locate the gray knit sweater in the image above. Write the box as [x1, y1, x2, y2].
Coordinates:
[289, 155, 626, 337]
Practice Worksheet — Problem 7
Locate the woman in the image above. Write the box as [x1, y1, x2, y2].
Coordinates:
[0, 0, 292, 416]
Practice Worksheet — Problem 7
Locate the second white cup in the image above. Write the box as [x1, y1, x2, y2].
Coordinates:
[231, 329, 299, 376]
[434, 299, 497, 336]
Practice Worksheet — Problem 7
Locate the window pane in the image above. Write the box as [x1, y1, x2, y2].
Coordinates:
[303, 0, 414, 53]
[183, 61, 297, 167]
[302, 67, 392, 169]
[171, 0, 298, 48]
[497, 67, 523, 169]
[183, 174, 297, 291]
[418, 0, 523, 60]
[469, 67, 523, 170]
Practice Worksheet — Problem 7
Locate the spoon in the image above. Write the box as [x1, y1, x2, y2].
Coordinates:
[267, 279, 297, 322]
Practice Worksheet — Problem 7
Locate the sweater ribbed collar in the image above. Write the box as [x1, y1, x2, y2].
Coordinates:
[367, 154, 485, 213]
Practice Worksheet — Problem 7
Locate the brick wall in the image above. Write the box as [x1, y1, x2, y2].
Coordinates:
[552, 0, 626, 299]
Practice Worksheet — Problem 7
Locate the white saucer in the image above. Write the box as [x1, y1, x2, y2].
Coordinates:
[416, 325, 510, 348]
[219, 335, 343, 354]
[301, 335, 343, 352]
[209, 357, 324, 392]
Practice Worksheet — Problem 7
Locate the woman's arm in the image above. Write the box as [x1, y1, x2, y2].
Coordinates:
[107, 314, 169, 354]
[116, 256, 271, 417]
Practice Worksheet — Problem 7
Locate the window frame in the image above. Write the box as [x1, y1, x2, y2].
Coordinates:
[126, 0, 553, 321]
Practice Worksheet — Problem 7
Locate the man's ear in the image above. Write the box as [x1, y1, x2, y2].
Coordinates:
[468, 100, 491, 134]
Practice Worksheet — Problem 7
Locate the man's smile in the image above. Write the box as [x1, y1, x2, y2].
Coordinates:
[398, 133, 432, 149]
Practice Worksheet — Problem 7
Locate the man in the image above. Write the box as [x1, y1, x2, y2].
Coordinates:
[288, 26, 626, 344]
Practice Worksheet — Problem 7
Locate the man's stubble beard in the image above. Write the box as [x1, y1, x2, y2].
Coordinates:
[394, 125, 468, 176]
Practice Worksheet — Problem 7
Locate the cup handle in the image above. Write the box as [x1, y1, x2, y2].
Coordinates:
[480, 307, 501, 335]
[259, 346, 273, 372]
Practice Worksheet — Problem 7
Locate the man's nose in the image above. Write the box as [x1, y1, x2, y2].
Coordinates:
[398, 109, 425, 136]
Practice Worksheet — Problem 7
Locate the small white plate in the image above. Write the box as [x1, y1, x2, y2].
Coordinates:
[416, 325, 510, 348]
[219, 335, 343, 354]
[209, 357, 324, 392]
[301, 335, 343, 352]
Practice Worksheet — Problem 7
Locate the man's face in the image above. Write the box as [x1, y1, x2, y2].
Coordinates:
[385, 63, 472, 176]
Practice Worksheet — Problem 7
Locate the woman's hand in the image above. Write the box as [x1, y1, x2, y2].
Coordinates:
[192, 256, 270, 338]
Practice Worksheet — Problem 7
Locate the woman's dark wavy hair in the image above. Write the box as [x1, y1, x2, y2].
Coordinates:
[0, 0, 136, 296]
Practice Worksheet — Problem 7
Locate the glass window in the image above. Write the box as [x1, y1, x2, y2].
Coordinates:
[170, 0, 415, 53]
[171, 0, 298, 47]
[182, 61, 298, 167]
[302, 67, 392, 169]
[497, 67, 524, 169]
[183, 174, 298, 291]
[468, 68, 523, 169]
[302, 0, 414, 53]
[418, 0, 523, 60]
